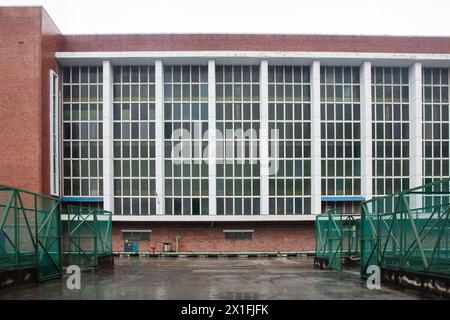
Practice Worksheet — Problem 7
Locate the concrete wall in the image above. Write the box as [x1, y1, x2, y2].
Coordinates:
[112, 222, 316, 253]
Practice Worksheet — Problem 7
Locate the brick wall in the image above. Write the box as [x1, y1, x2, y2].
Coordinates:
[61, 34, 450, 54]
[0, 7, 44, 193]
[112, 222, 316, 253]
[0, 7, 62, 194]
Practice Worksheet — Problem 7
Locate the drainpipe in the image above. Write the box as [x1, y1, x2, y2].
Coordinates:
[175, 235, 181, 252]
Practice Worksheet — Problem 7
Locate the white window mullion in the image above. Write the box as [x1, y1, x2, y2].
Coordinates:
[260, 60, 269, 215]
[360, 61, 372, 199]
[310, 60, 321, 215]
[102, 60, 114, 212]
[208, 60, 217, 215]
[50, 70, 60, 196]
[155, 60, 165, 215]
[409, 62, 423, 189]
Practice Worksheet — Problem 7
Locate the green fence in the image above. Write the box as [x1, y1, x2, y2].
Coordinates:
[316, 209, 360, 271]
[0, 185, 62, 281]
[361, 179, 450, 279]
[63, 205, 112, 269]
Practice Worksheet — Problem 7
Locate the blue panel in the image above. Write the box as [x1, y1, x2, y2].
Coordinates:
[321, 196, 366, 202]
[60, 197, 104, 203]
[133, 242, 139, 253]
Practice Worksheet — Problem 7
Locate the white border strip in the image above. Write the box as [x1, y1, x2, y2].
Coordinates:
[49, 69, 59, 196]
[55, 51, 450, 61]
[110, 215, 316, 222]
[223, 229, 254, 233]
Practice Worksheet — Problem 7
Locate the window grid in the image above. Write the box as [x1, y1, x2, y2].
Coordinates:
[224, 231, 253, 240]
[321, 201, 361, 215]
[113, 65, 157, 215]
[216, 65, 261, 215]
[61, 202, 103, 213]
[268, 65, 312, 215]
[320, 66, 361, 196]
[164, 65, 209, 215]
[422, 68, 450, 184]
[371, 67, 410, 196]
[62, 66, 103, 197]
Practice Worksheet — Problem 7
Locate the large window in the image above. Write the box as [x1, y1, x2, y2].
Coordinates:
[320, 66, 361, 196]
[423, 68, 450, 184]
[164, 65, 209, 215]
[268, 65, 311, 214]
[113, 66, 157, 215]
[215, 65, 260, 215]
[50, 70, 60, 196]
[372, 67, 410, 196]
[62, 66, 103, 197]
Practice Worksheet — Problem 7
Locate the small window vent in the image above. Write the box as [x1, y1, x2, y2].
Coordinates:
[122, 230, 151, 241]
[223, 230, 253, 240]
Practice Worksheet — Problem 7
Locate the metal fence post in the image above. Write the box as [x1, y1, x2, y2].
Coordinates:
[14, 191, 19, 267]
[93, 208, 98, 270]
[34, 194, 38, 274]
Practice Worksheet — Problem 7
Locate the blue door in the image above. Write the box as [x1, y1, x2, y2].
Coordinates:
[124, 242, 133, 252]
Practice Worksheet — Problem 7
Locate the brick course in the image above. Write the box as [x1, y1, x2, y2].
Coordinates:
[112, 222, 316, 253]
[61, 34, 450, 54]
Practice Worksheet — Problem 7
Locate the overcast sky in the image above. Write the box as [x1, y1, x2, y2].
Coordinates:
[1, 0, 449, 36]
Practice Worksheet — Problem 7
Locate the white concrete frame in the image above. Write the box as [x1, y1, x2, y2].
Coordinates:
[208, 60, 217, 215]
[409, 62, 423, 189]
[102, 60, 114, 212]
[310, 61, 321, 215]
[49, 70, 60, 196]
[360, 61, 373, 199]
[56, 53, 447, 222]
[56, 51, 450, 65]
[112, 215, 316, 222]
[155, 60, 165, 215]
[260, 60, 269, 215]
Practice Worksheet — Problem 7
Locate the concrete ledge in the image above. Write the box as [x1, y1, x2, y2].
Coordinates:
[114, 251, 314, 258]
[0, 267, 37, 290]
[98, 255, 114, 269]
[314, 256, 329, 269]
[109, 215, 317, 222]
[381, 267, 450, 298]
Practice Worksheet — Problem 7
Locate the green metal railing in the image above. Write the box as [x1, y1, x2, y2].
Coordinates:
[361, 179, 450, 279]
[316, 208, 360, 271]
[0, 185, 62, 281]
[63, 205, 112, 269]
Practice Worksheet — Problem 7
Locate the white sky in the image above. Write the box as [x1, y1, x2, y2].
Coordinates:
[0, 0, 449, 36]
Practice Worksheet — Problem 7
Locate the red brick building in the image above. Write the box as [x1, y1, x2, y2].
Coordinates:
[1, 6, 450, 253]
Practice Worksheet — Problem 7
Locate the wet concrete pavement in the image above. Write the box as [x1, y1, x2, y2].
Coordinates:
[0, 256, 440, 299]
